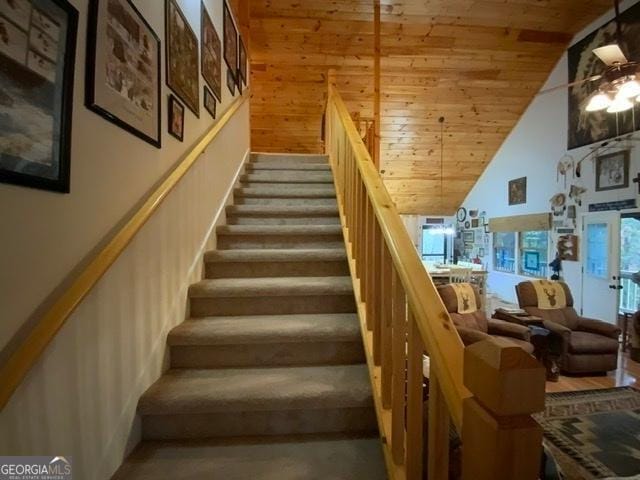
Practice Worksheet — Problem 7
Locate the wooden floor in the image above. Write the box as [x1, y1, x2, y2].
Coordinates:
[545, 351, 640, 393]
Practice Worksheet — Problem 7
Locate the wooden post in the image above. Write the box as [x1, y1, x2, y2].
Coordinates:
[373, 0, 381, 169]
[428, 371, 450, 480]
[380, 246, 393, 408]
[391, 268, 406, 465]
[461, 338, 546, 480]
[406, 312, 424, 479]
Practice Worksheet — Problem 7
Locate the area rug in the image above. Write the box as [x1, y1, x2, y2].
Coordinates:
[534, 387, 640, 480]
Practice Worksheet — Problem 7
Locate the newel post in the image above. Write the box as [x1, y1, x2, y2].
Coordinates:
[461, 338, 546, 480]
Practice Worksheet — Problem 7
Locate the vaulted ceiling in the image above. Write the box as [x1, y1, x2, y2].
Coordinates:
[248, 0, 612, 214]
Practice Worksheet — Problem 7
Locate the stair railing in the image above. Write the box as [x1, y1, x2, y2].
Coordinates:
[325, 81, 546, 480]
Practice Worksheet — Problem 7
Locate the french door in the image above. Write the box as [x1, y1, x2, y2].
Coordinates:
[581, 212, 621, 323]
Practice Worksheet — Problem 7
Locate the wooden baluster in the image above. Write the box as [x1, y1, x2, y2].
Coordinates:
[380, 245, 393, 409]
[391, 268, 406, 465]
[360, 183, 368, 302]
[354, 170, 362, 278]
[349, 157, 356, 244]
[345, 150, 353, 235]
[371, 222, 382, 365]
[461, 338, 546, 480]
[406, 311, 424, 479]
[428, 370, 450, 480]
[364, 201, 374, 329]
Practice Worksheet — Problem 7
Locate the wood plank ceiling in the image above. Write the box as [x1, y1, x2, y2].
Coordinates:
[248, 0, 612, 214]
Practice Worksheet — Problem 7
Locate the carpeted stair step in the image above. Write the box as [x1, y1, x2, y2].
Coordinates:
[234, 186, 337, 206]
[225, 205, 340, 225]
[216, 225, 344, 250]
[239, 171, 334, 184]
[204, 248, 348, 278]
[168, 313, 363, 368]
[137, 364, 376, 440]
[247, 161, 331, 171]
[189, 276, 355, 316]
[250, 153, 328, 164]
[112, 435, 386, 480]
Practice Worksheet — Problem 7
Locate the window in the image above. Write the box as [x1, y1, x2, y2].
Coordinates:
[518, 230, 549, 278]
[422, 225, 447, 263]
[493, 232, 515, 273]
[585, 223, 608, 279]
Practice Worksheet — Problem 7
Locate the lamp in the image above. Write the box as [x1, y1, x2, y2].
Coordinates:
[607, 93, 634, 113]
[585, 92, 612, 112]
[618, 77, 640, 98]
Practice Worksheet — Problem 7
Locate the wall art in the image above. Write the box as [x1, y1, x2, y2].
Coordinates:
[166, 0, 199, 116]
[567, 1, 640, 150]
[524, 251, 540, 271]
[204, 85, 216, 118]
[238, 35, 247, 85]
[0, 0, 78, 192]
[471, 218, 479, 228]
[595, 150, 630, 191]
[508, 176, 527, 205]
[462, 231, 474, 243]
[226, 67, 235, 95]
[168, 94, 183, 141]
[86, 0, 161, 148]
[223, 0, 237, 72]
[201, 1, 221, 101]
[558, 234, 579, 261]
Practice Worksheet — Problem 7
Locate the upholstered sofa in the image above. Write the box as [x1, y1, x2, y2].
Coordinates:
[437, 283, 533, 354]
[515, 281, 620, 374]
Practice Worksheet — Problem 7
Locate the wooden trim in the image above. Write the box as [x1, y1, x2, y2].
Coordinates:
[373, 0, 381, 169]
[488, 212, 551, 232]
[328, 84, 469, 428]
[0, 92, 250, 411]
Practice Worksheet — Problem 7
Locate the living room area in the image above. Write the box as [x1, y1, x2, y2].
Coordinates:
[397, 1, 640, 477]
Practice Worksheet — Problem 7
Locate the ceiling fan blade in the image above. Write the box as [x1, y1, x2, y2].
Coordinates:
[537, 75, 603, 96]
[593, 44, 629, 65]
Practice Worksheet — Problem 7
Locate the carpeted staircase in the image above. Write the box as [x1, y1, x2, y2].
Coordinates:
[113, 153, 387, 479]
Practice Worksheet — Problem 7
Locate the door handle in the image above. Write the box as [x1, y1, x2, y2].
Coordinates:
[609, 285, 617, 289]
[617, 285, 624, 290]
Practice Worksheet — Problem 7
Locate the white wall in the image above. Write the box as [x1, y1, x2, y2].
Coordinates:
[0, 0, 243, 352]
[0, 1, 250, 479]
[460, 1, 640, 306]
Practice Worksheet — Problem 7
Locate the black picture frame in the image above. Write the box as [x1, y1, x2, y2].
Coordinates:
[85, 0, 161, 149]
[201, 0, 221, 102]
[595, 150, 630, 192]
[168, 94, 184, 142]
[236, 68, 243, 94]
[508, 177, 527, 205]
[223, 0, 237, 72]
[165, 0, 199, 117]
[204, 86, 216, 119]
[238, 36, 247, 85]
[0, 0, 78, 193]
[227, 68, 236, 95]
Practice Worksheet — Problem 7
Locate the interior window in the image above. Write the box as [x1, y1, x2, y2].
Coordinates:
[620, 216, 640, 313]
[518, 230, 549, 278]
[493, 232, 515, 273]
[422, 226, 447, 263]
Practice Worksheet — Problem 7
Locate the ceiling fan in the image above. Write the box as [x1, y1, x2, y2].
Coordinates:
[539, 0, 640, 113]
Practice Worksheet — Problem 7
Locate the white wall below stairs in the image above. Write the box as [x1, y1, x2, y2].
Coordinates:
[0, 100, 250, 479]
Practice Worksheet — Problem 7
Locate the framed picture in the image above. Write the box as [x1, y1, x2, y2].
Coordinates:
[165, 0, 199, 116]
[595, 150, 630, 191]
[227, 68, 235, 95]
[238, 36, 247, 85]
[168, 94, 184, 141]
[567, 1, 640, 149]
[471, 218, 479, 228]
[204, 86, 216, 118]
[524, 251, 540, 271]
[237, 71, 243, 94]
[478, 247, 485, 257]
[508, 177, 527, 205]
[201, 1, 221, 101]
[464, 221, 470, 229]
[462, 231, 474, 243]
[86, 0, 161, 149]
[223, 0, 237, 72]
[0, 0, 78, 193]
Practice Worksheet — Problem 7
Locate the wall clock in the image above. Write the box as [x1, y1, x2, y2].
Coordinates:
[456, 207, 467, 222]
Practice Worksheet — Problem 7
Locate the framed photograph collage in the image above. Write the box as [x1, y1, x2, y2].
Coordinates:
[1, 0, 246, 193]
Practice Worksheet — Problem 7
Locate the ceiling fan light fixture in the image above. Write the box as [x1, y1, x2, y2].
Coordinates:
[607, 93, 634, 113]
[618, 78, 640, 98]
[585, 92, 612, 112]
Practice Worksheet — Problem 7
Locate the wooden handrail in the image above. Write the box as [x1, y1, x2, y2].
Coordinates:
[325, 82, 546, 480]
[0, 92, 250, 410]
[328, 83, 470, 427]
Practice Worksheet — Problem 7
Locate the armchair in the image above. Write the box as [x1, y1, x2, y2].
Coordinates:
[515, 281, 620, 374]
[437, 283, 534, 354]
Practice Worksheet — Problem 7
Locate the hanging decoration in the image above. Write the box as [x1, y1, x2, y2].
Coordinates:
[557, 155, 575, 188]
